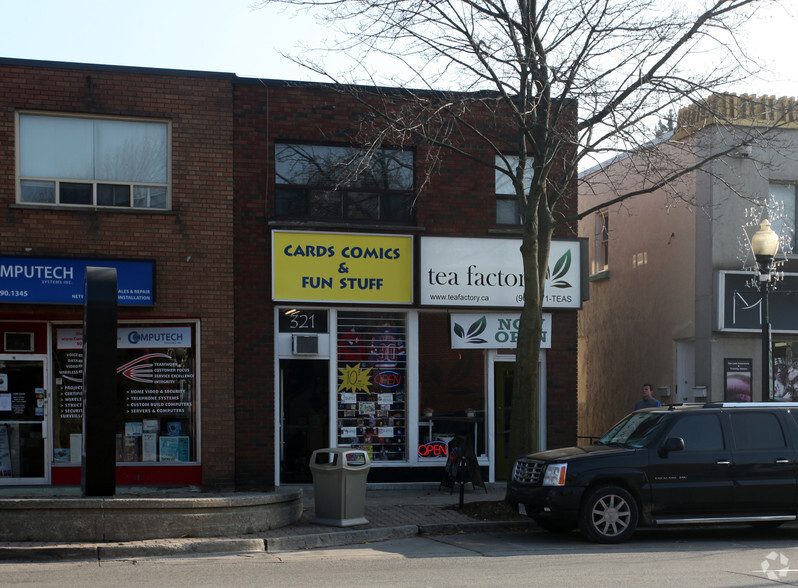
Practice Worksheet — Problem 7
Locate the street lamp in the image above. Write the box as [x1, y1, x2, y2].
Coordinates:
[751, 219, 779, 399]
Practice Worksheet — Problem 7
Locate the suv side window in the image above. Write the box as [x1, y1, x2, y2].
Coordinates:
[667, 415, 724, 451]
[730, 412, 786, 449]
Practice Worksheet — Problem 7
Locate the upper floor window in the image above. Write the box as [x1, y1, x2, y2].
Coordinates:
[18, 113, 169, 209]
[495, 155, 533, 225]
[769, 182, 796, 252]
[594, 209, 609, 273]
[275, 144, 414, 223]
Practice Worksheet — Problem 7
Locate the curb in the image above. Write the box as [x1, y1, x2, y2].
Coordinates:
[0, 546, 99, 562]
[0, 520, 537, 562]
[98, 538, 267, 560]
[420, 520, 539, 535]
[265, 525, 420, 552]
[0, 538, 267, 562]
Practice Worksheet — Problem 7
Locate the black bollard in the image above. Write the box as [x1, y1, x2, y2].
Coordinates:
[81, 267, 118, 497]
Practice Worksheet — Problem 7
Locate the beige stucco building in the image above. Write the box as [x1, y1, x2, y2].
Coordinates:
[578, 94, 798, 439]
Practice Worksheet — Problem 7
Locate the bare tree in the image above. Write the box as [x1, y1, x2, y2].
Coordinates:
[256, 0, 786, 458]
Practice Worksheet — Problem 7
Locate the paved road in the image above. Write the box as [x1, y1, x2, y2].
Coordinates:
[5, 526, 798, 587]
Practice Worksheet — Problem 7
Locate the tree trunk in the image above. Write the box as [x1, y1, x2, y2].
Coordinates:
[508, 191, 554, 463]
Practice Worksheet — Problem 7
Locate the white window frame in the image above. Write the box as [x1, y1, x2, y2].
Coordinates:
[769, 182, 797, 253]
[16, 112, 171, 210]
[495, 155, 533, 225]
[594, 209, 609, 273]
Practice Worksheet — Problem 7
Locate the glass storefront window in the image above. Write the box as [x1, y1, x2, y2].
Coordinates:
[52, 323, 198, 464]
[336, 312, 406, 461]
[418, 313, 487, 458]
[0, 359, 46, 479]
[773, 340, 798, 401]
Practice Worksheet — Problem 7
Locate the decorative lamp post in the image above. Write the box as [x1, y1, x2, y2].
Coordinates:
[751, 219, 779, 399]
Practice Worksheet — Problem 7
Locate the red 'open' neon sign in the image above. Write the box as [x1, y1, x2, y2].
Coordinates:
[418, 441, 448, 457]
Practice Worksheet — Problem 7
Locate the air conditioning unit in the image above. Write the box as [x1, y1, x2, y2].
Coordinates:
[657, 386, 671, 397]
[292, 334, 319, 355]
[5, 332, 34, 352]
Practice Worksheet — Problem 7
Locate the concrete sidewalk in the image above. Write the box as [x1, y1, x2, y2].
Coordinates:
[0, 483, 538, 561]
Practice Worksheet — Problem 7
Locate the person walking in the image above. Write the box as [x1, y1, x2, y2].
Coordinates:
[634, 383, 662, 410]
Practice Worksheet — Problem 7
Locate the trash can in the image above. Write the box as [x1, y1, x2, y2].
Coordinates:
[309, 448, 371, 527]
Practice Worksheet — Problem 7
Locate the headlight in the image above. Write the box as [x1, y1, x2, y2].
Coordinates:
[542, 463, 568, 486]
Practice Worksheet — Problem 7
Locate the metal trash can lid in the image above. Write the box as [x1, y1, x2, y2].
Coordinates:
[309, 448, 371, 469]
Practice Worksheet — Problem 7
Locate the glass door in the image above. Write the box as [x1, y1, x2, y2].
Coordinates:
[0, 356, 48, 484]
[279, 359, 329, 484]
[493, 361, 514, 480]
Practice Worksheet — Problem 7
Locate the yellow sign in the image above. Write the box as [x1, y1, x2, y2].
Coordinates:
[272, 231, 413, 304]
[338, 364, 373, 393]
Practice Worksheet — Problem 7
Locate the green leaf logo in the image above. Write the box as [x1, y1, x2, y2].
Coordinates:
[453, 316, 488, 344]
[547, 250, 572, 289]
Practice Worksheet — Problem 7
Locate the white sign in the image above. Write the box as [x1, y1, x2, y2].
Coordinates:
[56, 327, 193, 349]
[420, 237, 582, 308]
[450, 313, 551, 349]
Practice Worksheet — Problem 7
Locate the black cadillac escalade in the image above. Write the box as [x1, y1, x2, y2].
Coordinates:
[506, 403, 798, 543]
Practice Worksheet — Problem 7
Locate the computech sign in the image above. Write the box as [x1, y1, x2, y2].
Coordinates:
[420, 237, 586, 309]
[0, 256, 155, 306]
[450, 313, 552, 349]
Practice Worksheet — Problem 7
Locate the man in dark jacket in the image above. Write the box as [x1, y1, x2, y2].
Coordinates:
[634, 383, 662, 410]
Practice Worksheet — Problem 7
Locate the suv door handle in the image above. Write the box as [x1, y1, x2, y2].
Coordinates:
[775, 459, 791, 464]
[716, 460, 731, 465]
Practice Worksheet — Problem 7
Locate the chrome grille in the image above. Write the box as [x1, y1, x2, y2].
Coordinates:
[512, 459, 545, 484]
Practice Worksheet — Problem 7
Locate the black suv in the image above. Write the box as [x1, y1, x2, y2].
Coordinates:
[506, 403, 798, 543]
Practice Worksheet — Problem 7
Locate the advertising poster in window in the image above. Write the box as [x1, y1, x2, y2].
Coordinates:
[336, 312, 406, 461]
[774, 342, 798, 402]
[724, 358, 752, 402]
[52, 323, 197, 464]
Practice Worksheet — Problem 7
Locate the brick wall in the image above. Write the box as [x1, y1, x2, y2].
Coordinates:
[0, 61, 236, 489]
[233, 80, 578, 484]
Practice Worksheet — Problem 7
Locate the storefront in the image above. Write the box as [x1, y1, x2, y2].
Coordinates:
[0, 257, 202, 486]
[717, 270, 798, 402]
[272, 231, 584, 485]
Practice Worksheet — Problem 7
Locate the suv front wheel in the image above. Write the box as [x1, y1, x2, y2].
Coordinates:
[579, 485, 638, 543]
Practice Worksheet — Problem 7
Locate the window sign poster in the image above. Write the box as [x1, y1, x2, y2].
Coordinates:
[336, 312, 407, 462]
[142, 433, 158, 462]
[724, 358, 752, 402]
[52, 322, 197, 465]
[159, 436, 190, 462]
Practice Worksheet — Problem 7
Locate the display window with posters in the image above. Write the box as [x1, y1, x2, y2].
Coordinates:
[51, 322, 198, 466]
[773, 340, 798, 402]
[336, 312, 406, 462]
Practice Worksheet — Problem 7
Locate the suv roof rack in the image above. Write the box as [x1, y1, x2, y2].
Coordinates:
[702, 402, 798, 408]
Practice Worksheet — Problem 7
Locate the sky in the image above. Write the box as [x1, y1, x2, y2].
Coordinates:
[1, 0, 797, 97]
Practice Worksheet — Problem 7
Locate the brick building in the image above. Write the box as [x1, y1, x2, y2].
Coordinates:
[0, 58, 579, 490]
[234, 79, 583, 486]
[0, 59, 235, 488]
